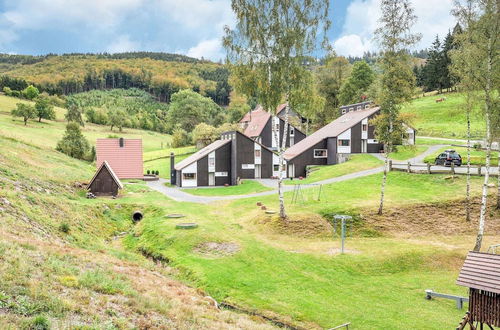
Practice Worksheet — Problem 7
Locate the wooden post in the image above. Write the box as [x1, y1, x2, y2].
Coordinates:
[389, 160, 393, 171]
[478, 165, 482, 176]
[407, 162, 411, 173]
[451, 161, 455, 175]
[427, 163, 431, 174]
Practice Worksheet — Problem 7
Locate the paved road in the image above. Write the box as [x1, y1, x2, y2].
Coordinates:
[146, 144, 498, 204]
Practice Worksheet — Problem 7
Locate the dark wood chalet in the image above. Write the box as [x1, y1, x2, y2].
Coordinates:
[87, 161, 123, 196]
[239, 105, 306, 150]
[173, 131, 279, 187]
[456, 251, 500, 329]
[284, 106, 384, 178]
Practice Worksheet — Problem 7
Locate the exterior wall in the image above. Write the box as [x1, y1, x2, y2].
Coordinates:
[293, 127, 306, 146]
[327, 137, 337, 165]
[196, 156, 209, 186]
[258, 116, 305, 149]
[350, 122, 362, 153]
[89, 167, 119, 196]
[261, 118, 273, 147]
[367, 113, 384, 153]
[96, 139, 143, 179]
[215, 142, 231, 186]
[288, 140, 328, 178]
[236, 132, 257, 179]
[180, 162, 197, 187]
[261, 146, 273, 178]
[337, 129, 351, 154]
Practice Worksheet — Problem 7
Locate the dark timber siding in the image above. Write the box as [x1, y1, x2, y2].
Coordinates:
[327, 137, 337, 165]
[293, 128, 306, 145]
[261, 118, 273, 147]
[89, 167, 119, 196]
[367, 114, 384, 153]
[197, 156, 209, 186]
[236, 132, 256, 179]
[351, 122, 362, 153]
[289, 140, 328, 178]
[261, 147, 273, 178]
[215, 142, 231, 186]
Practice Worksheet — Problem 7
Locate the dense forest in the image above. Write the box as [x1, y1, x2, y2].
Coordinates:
[0, 53, 231, 106]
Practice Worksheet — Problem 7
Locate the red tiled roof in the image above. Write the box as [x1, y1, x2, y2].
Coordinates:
[96, 139, 143, 179]
[240, 106, 272, 137]
[284, 107, 380, 160]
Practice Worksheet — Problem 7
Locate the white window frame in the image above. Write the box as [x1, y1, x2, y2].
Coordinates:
[183, 173, 196, 180]
[338, 139, 350, 147]
[313, 149, 328, 158]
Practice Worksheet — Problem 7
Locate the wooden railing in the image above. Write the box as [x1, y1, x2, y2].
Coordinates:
[389, 160, 497, 176]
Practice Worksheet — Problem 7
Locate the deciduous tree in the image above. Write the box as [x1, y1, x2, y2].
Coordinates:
[11, 103, 36, 125]
[224, 0, 330, 219]
[23, 85, 39, 100]
[338, 60, 375, 106]
[374, 0, 421, 215]
[56, 122, 90, 160]
[34, 95, 56, 122]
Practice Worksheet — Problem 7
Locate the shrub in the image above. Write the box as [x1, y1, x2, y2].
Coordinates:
[155, 170, 159, 175]
[147, 170, 150, 175]
[11, 90, 21, 97]
[3, 86, 12, 96]
[59, 223, 70, 233]
[56, 122, 90, 160]
[23, 85, 40, 100]
[23, 315, 50, 330]
[171, 128, 191, 148]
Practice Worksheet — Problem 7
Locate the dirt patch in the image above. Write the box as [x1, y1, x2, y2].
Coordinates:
[255, 213, 333, 238]
[194, 242, 240, 258]
[362, 197, 500, 236]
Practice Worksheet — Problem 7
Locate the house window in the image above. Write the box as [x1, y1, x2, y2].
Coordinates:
[183, 173, 196, 180]
[242, 164, 255, 169]
[342, 109, 346, 114]
[290, 127, 295, 136]
[255, 149, 261, 158]
[362, 124, 368, 131]
[215, 172, 228, 177]
[338, 140, 350, 147]
[357, 106, 361, 110]
[314, 149, 328, 158]
[208, 157, 215, 167]
[349, 107, 354, 112]
[274, 165, 280, 171]
[365, 104, 370, 109]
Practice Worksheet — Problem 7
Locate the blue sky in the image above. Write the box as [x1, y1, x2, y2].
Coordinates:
[0, 0, 456, 60]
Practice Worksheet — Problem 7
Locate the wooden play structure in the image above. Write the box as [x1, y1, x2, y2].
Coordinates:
[456, 251, 500, 329]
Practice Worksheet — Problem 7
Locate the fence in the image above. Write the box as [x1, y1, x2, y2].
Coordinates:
[389, 160, 498, 177]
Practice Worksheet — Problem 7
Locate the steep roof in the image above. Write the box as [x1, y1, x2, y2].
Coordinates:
[88, 161, 123, 189]
[456, 251, 500, 294]
[240, 106, 272, 138]
[96, 138, 143, 179]
[284, 106, 380, 160]
[175, 139, 231, 171]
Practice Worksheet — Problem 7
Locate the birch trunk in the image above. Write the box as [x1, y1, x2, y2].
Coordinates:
[277, 99, 290, 219]
[378, 145, 390, 215]
[497, 145, 500, 209]
[465, 103, 472, 221]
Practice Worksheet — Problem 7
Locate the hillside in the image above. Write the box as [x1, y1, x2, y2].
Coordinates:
[403, 92, 486, 139]
[0, 53, 230, 105]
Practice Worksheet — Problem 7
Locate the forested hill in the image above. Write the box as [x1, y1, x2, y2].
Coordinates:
[0, 52, 230, 105]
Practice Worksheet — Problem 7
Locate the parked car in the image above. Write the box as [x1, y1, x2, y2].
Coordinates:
[434, 149, 462, 166]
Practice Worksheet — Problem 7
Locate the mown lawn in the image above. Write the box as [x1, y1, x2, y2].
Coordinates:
[181, 179, 272, 196]
[122, 171, 488, 329]
[285, 154, 383, 185]
[423, 146, 499, 166]
[389, 145, 428, 161]
[403, 93, 485, 139]
[416, 137, 466, 145]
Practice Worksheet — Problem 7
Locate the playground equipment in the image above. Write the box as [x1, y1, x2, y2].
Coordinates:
[290, 184, 323, 204]
[332, 214, 352, 254]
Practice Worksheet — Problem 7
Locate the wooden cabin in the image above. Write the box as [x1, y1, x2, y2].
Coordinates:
[456, 251, 500, 329]
[88, 161, 123, 196]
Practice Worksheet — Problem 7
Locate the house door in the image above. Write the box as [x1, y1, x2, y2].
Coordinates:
[255, 165, 261, 179]
[288, 164, 295, 178]
[208, 173, 215, 186]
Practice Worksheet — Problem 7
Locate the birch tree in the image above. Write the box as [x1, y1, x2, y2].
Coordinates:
[224, 0, 330, 219]
[452, 0, 499, 251]
[373, 0, 421, 215]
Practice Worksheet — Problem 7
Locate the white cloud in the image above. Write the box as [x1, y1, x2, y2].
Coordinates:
[107, 35, 140, 53]
[187, 38, 224, 61]
[333, 0, 456, 56]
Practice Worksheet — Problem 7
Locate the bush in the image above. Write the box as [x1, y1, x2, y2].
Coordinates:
[56, 122, 90, 160]
[11, 90, 21, 97]
[59, 223, 70, 233]
[23, 85, 40, 100]
[171, 128, 191, 148]
[146, 170, 150, 175]
[155, 170, 159, 175]
[3, 86, 12, 96]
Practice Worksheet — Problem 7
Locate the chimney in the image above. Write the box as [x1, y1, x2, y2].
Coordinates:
[119, 137, 124, 147]
[170, 152, 176, 185]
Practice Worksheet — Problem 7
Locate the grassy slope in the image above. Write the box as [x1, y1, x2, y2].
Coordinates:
[403, 93, 485, 139]
[0, 94, 172, 153]
[285, 154, 383, 185]
[182, 180, 272, 196]
[389, 145, 428, 161]
[423, 146, 499, 166]
[0, 133, 273, 329]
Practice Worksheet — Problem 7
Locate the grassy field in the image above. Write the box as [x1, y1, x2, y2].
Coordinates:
[0, 94, 172, 153]
[182, 180, 272, 196]
[423, 146, 499, 166]
[416, 137, 466, 145]
[389, 145, 428, 160]
[403, 93, 485, 139]
[285, 154, 383, 185]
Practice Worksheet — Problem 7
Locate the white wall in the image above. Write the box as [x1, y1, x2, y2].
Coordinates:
[254, 143, 261, 165]
[404, 125, 415, 145]
[273, 153, 281, 177]
[181, 162, 198, 187]
[208, 151, 215, 172]
[337, 129, 351, 154]
[361, 118, 368, 140]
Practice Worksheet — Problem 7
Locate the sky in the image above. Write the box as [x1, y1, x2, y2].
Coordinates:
[0, 0, 457, 61]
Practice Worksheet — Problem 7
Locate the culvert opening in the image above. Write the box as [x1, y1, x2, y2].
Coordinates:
[132, 211, 143, 222]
